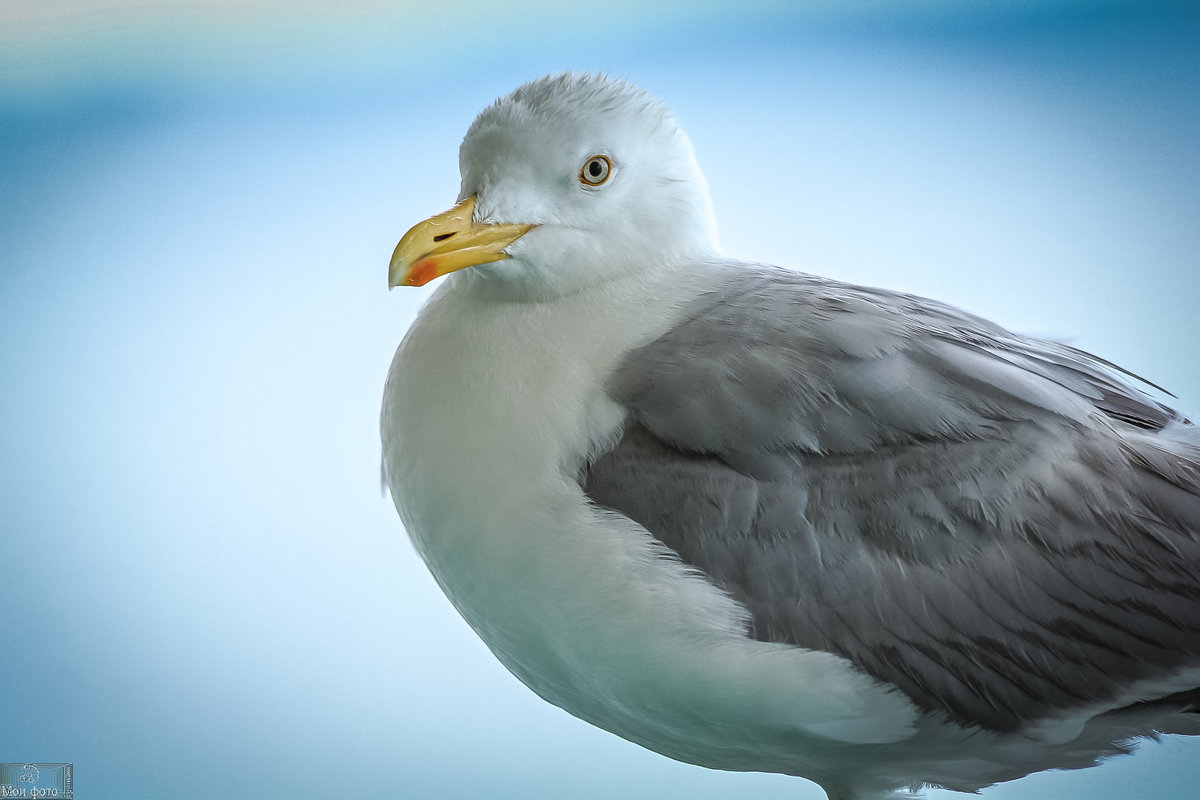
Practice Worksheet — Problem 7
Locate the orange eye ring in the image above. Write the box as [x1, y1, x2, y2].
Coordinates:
[579, 155, 612, 186]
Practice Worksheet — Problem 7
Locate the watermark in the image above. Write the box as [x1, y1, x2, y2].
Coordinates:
[0, 765, 72, 799]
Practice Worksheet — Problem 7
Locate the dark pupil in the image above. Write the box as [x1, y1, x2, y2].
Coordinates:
[588, 160, 603, 177]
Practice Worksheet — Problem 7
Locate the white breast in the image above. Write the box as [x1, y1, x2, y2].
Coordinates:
[380, 265, 919, 775]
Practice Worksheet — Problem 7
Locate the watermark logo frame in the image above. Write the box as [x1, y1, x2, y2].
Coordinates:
[0, 764, 72, 799]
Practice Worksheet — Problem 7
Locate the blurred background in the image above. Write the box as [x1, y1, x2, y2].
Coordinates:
[2, 1, 1198, 798]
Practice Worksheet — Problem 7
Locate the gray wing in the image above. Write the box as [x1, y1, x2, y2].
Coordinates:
[582, 265, 1200, 733]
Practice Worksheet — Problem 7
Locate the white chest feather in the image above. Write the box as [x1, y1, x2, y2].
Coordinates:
[380, 269, 918, 771]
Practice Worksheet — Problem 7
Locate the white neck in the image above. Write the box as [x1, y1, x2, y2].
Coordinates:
[383, 262, 708, 613]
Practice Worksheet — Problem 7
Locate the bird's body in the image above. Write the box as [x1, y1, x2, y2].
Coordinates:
[382, 73, 1200, 799]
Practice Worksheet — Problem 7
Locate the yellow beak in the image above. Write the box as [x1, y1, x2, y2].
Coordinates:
[388, 195, 536, 288]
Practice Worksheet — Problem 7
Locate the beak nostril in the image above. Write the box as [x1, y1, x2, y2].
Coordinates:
[433, 233, 455, 243]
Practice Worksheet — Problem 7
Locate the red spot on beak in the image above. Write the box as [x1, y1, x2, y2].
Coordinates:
[408, 258, 439, 287]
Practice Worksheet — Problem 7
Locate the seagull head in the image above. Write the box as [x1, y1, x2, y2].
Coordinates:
[390, 72, 720, 299]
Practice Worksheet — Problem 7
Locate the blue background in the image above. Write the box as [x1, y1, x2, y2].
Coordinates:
[3, 2, 1198, 798]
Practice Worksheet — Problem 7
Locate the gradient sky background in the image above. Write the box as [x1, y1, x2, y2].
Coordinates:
[3, 2, 1199, 798]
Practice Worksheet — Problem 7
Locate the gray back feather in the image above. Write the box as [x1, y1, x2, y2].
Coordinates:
[583, 264, 1200, 732]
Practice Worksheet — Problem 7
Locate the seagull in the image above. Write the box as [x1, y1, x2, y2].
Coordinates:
[381, 72, 1200, 800]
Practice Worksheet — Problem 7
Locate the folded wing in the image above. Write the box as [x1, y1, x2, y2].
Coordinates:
[583, 265, 1200, 732]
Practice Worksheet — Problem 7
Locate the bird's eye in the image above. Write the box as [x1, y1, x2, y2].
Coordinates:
[579, 155, 612, 187]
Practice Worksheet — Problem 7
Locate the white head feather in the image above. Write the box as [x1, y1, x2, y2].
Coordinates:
[452, 72, 720, 298]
